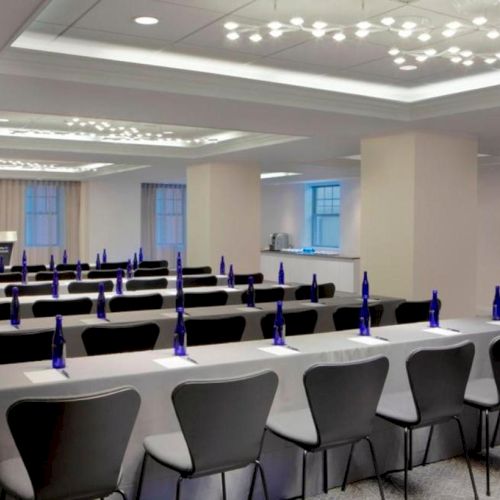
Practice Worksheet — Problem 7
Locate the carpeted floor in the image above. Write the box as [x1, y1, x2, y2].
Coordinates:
[308, 453, 500, 499]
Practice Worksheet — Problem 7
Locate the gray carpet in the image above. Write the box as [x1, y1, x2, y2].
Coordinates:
[308, 453, 500, 499]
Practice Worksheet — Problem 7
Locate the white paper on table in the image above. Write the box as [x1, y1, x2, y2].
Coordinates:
[24, 369, 68, 384]
[259, 346, 299, 356]
[80, 318, 110, 325]
[154, 357, 196, 369]
[349, 336, 388, 346]
[236, 307, 262, 312]
[0, 324, 19, 332]
[301, 302, 325, 307]
[423, 327, 460, 336]
[487, 321, 500, 326]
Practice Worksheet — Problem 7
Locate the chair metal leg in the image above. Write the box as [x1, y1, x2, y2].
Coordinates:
[257, 460, 270, 500]
[365, 437, 385, 500]
[454, 416, 479, 500]
[475, 409, 483, 453]
[175, 476, 183, 500]
[221, 472, 227, 500]
[408, 428, 413, 471]
[247, 462, 259, 500]
[114, 489, 127, 500]
[301, 450, 308, 500]
[135, 452, 148, 500]
[422, 425, 434, 466]
[341, 443, 355, 491]
[491, 411, 500, 448]
[323, 449, 328, 494]
[486, 409, 491, 496]
[404, 427, 409, 500]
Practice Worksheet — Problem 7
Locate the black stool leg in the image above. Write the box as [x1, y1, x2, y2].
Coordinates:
[366, 437, 385, 500]
[408, 429, 413, 471]
[475, 410, 483, 453]
[404, 427, 409, 500]
[491, 411, 500, 448]
[454, 416, 479, 500]
[323, 450, 328, 494]
[135, 452, 148, 500]
[301, 450, 308, 500]
[422, 425, 434, 466]
[342, 443, 355, 491]
[221, 472, 227, 500]
[175, 477, 183, 500]
[257, 460, 270, 500]
[247, 462, 259, 500]
[486, 409, 491, 496]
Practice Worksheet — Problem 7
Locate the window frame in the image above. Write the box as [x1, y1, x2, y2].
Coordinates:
[154, 184, 186, 249]
[310, 183, 341, 249]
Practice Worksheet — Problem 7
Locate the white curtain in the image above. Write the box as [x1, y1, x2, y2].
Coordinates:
[141, 183, 186, 266]
[0, 179, 81, 266]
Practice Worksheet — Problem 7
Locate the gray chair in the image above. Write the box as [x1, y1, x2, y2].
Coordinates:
[35, 271, 76, 282]
[56, 263, 90, 271]
[100, 262, 128, 271]
[463, 336, 500, 496]
[267, 357, 388, 499]
[11, 265, 46, 273]
[0, 302, 10, 321]
[139, 260, 168, 269]
[5, 284, 52, 297]
[184, 291, 228, 308]
[0, 329, 53, 364]
[88, 270, 121, 279]
[68, 280, 114, 294]
[182, 266, 212, 275]
[185, 316, 246, 346]
[109, 294, 163, 313]
[333, 304, 384, 331]
[183, 275, 217, 288]
[395, 300, 441, 324]
[134, 267, 169, 277]
[376, 342, 477, 500]
[234, 273, 264, 285]
[260, 309, 318, 339]
[125, 278, 168, 291]
[32, 298, 93, 318]
[136, 371, 278, 500]
[241, 287, 284, 304]
[0, 387, 140, 500]
[0, 273, 22, 283]
[294, 282, 335, 300]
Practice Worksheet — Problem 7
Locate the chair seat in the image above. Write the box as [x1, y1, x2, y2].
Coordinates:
[0, 458, 34, 499]
[465, 378, 500, 409]
[377, 390, 419, 426]
[144, 432, 193, 475]
[266, 408, 319, 450]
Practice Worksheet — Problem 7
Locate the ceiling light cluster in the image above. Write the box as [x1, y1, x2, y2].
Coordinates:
[0, 159, 113, 173]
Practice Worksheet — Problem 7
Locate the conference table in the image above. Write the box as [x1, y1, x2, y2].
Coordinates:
[0, 318, 496, 499]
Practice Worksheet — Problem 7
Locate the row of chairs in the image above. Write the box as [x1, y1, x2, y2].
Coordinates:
[8, 260, 167, 273]
[1, 339, 495, 500]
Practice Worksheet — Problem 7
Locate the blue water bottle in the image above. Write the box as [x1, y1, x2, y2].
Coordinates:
[273, 301, 286, 346]
[359, 296, 370, 336]
[174, 311, 187, 356]
[10, 287, 20, 326]
[49, 254, 55, 271]
[102, 248, 107, 264]
[220, 255, 226, 275]
[22, 249, 27, 267]
[310, 273, 319, 303]
[116, 269, 123, 295]
[97, 282, 106, 320]
[139, 247, 144, 263]
[228, 264, 235, 288]
[63, 249, 68, 265]
[126, 259, 133, 279]
[21, 261, 28, 285]
[76, 260, 82, 281]
[278, 262, 285, 285]
[96, 253, 101, 270]
[133, 252, 138, 270]
[175, 276, 184, 313]
[493, 286, 500, 321]
[247, 276, 256, 308]
[0, 256, 4, 273]
[429, 289, 440, 328]
[52, 270, 59, 299]
[176, 252, 182, 275]
[362, 271, 369, 299]
[52, 315, 66, 369]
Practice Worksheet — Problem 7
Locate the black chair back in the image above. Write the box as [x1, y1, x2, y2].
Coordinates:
[305, 356, 389, 448]
[234, 273, 264, 285]
[139, 260, 168, 269]
[35, 271, 76, 282]
[0, 302, 10, 321]
[333, 304, 384, 331]
[294, 283, 336, 300]
[100, 262, 128, 271]
[5, 284, 52, 297]
[407, 341, 475, 426]
[185, 316, 245, 346]
[11, 265, 47, 273]
[108, 293, 163, 312]
[0, 273, 22, 283]
[183, 275, 217, 287]
[32, 298, 93, 318]
[68, 280, 114, 294]
[241, 287, 284, 304]
[184, 291, 228, 308]
[395, 300, 441, 324]
[182, 266, 212, 275]
[172, 371, 278, 475]
[82, 322, 160, 355]
[7, 387, 140, 500]
[134, 267, 169, 277]
[490, 337, 500, 396]
[125, 278, 168, 291]
[88, 270, 121, 279]
[260, 309, 318, 339]
[0, 329, 53, 364]
[56, 263, 90, 271]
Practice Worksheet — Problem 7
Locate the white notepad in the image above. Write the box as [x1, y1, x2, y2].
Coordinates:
[259, 346, 299, 356]
[349, 336, 388, 346]
[423, 327, 460, 336]
[154, 357, 196, 369]
[24, 369, 68, 384]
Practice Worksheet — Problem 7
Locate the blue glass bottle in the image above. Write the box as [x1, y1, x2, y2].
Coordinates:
[116, 268, 123, 295]
[139, 247, 144, 263]
[76, 260, 82, 281]
[278, 262, 285, 285]
[175, 276, 184, 313]
[247, 276, 256, 308]
[97, 282, 106, 320]
[493, 286, 500, 321]
[359, 296, 370, 336]
[96, 253, 101, 270]
[102, 248, 107, 264]
[176, 251, 182, 275]
[133, 252, 138, 270]
[310, 273, 319, 303]
[51, 315, 66, 369]
[228, 264, 235, 288]
[126, 259, 133, 279]
[0, 256, 4, 273]
[63, 249, 68, 265]
[22, 249, 27, 267]
[174, 311, 187, 356]
[49, 254, 55, 272]
[220, 255, 226, 275]
[273, 301, 286, 346]
[429, 289, 440, 328]
[10, 287, 20, 326]
[21, 261, 28, 285]
[52, 270, 59, 299]
[362, 271, 369, 299]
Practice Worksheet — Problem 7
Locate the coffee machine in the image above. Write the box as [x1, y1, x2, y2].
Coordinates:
[269, 233, 290, 251]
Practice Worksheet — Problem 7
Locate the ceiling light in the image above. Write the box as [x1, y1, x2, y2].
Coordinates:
[415, 55, 428, 62]
[357, 21, 371, 30]
[312, 29, 326, 38]
[355, 29, 370, 38]
[268, 21, 282, 30]
[463, 59, 474, 66]
[226, 31, 240, 40]
[460, 50, 473, 58]
[332, 32, 346, 42]
[472, 16, 487, 26]
[381, 17, 395, 26]
[400, 65, 417, 71]
[446, 21, 462, 30]
[312, 21, 328, 30]
[399, 29, 413, 38]
[134, 16, 159, 26]
[394, 57, 406, 65]
[290, 17, 304, 26]
[0, 118, 9, 123]
[485, 57, 496, 64]
[249, 33, 263, 42]
[388, 47, 400, 56]
[450, 56, 462, 63]
[418, 33, 431, 42]
[487, 30, 500, 39]
[269, 29, 283, 38]
[224, 21, 239, 30]
[72, 117, 80, 122]
[424, 48, 437, 56]
[260, 172, 302, 179]
[442, 29, 456, 37]
[402, 21, 417, 30]
[448, 46, 460, 54]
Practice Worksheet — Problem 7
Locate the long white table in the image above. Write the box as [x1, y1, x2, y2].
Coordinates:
[0, 318, 496, 499]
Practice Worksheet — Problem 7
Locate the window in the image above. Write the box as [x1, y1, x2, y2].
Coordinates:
[25, 183, 63, 247]
[311, 184, 340, 248]
[155, 184, 186, 249]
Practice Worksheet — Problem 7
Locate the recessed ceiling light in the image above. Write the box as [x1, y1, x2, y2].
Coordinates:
[472, 16, 488, 26]
[332, 32, 346, 42]
[312, 29, 326, 38]
[415, 55, 428, 62]
[0, 118, 10, 122]
[399, 29, 413, 38]
[388, 47, 400, 56]
[488, 30, 500, 39]
[460, 50, 473, 58]
[424, 48, 437, 56]
[448, 46, 460, 54]
[249, 33, 263, 42]
[134, 16, 159, 26]
[446, 21, 462, 30]
[226, 31, 240, 40]
[418, 33, 431, 42]
[355, 29, 370, 38]
[402, 21, 417, 30]
[450, 56, 462, 63]
[268, 21, 282, 30]
[260, 172, 302, 179]
[269, 29, 283, 38]
[357, 21, 371, 30]
[485, 57, 496, 64]
[400, 65, 417, 71]
[381, 17, 395, 26]
[463, 59, 474, 66]
[442, 29, 456, 38]
[224, 21, 239, 30]
[290, 17, 304, 26]
[312, 21, 328, 30]
[394, 57, 406, 65]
